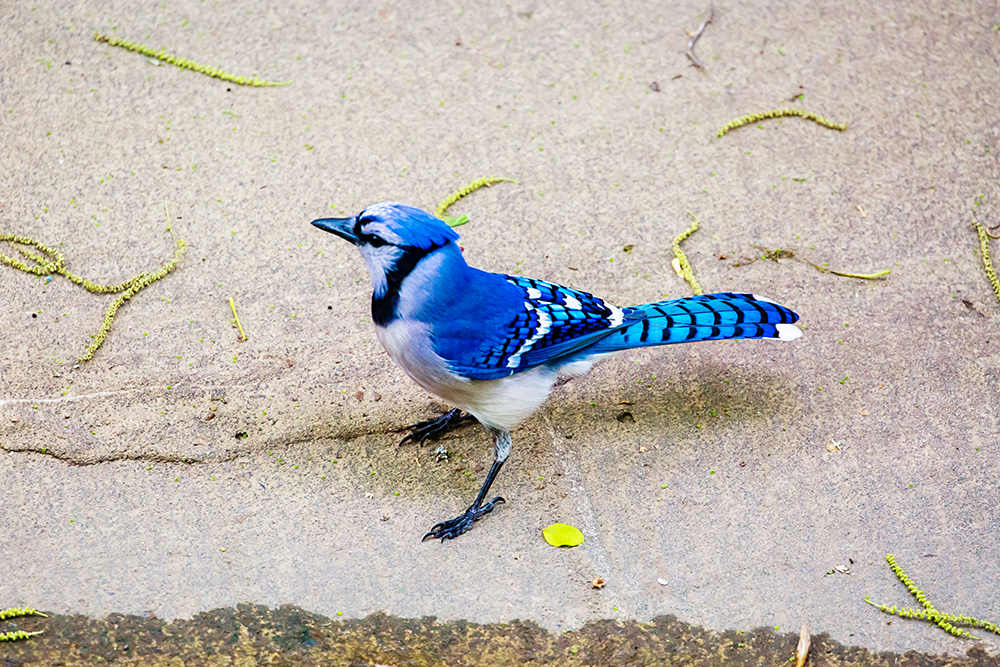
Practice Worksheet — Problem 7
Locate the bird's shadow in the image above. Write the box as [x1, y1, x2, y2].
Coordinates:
[543, 357, 803, 440]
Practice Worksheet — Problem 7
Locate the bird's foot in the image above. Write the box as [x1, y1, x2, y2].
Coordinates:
[399, 408, 475, 446]
[422, 496, 506, 541]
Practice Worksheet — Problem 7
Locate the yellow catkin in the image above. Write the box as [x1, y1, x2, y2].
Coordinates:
[973, 221, 1000, 304]
[0, 608, 47, 621]
[0, 630, 44, 642]
[1, 232, 186, 362]
[435, 177, 518, 226]
[672, 213, 703, 296]
[716, 108, 847, 137]
[0, 235, 64, 274]
[865, 554, 1000, 640]
[94, 33, 290, 87]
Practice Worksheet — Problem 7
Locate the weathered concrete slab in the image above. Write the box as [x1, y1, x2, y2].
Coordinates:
[2, 0, 998, 660]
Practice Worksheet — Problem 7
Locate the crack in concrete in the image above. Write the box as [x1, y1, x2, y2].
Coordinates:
[0, 415, 446, 467]
[0, 383, 250, 408]
[0, 445, 235, 466]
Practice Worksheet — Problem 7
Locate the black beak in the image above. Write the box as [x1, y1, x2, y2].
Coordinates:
[311, 216, 360, 246]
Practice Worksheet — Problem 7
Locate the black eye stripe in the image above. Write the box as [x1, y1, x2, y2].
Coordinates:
[355, 219, 387, 246]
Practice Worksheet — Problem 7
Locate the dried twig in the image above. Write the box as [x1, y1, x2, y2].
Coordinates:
[686, 5, 714, 69]
[735, 245, 890, 281]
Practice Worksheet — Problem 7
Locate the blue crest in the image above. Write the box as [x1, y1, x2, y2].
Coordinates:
[361, 202, 460, 250]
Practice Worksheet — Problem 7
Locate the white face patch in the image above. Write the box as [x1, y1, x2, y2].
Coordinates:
[359, 245, 405, 297]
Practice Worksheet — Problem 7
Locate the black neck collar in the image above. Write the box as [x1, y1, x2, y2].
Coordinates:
[371, 245, 436, 326]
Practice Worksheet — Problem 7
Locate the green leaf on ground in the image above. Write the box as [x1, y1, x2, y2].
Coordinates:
[542, 523, 585, 547]
[440, 215, 469, 227]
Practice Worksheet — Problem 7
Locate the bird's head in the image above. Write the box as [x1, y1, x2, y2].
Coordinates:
[312, 202, 461, 298]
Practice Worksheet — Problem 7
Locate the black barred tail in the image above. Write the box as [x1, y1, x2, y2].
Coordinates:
[589, 293, 801, 352]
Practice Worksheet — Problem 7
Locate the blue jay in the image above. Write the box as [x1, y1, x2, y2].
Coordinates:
[312, 202, 801, 541]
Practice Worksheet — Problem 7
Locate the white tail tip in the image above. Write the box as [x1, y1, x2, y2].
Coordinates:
[775, 323, 803, 341]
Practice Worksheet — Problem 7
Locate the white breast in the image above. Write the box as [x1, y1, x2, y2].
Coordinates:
[376, 320, 558, 431]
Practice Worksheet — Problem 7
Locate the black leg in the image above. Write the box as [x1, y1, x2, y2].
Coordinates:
[398, 408, 475, 446]
[423, 428, 511, 542]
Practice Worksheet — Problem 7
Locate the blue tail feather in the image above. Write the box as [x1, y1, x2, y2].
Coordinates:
[588, 292, 800, 353]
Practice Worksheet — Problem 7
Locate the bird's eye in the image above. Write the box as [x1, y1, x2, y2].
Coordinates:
[367, 234, 387, 248]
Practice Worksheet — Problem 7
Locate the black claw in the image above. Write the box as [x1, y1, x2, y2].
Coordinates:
[421, 499, 505, 542]
[398, 408, 474, 446]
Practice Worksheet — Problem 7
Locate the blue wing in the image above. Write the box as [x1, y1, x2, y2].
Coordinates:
[441, 275, 629, 380]
[440, 279, 801, 381]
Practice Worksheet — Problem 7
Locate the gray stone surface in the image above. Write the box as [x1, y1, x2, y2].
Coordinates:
[2, 0, 998, 658]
